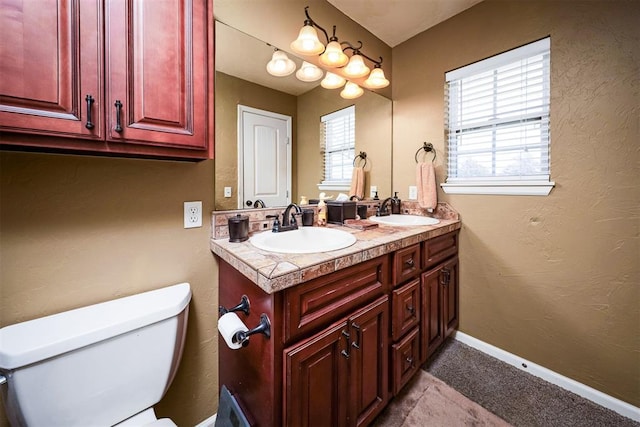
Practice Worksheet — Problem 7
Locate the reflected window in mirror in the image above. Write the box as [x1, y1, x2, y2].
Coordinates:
[319, 106, 355, 191]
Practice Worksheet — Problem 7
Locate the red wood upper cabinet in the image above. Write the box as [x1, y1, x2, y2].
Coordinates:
[105, 0, 208, 150]
[0, 0, 212, 160]
[0, 0, 104, 139]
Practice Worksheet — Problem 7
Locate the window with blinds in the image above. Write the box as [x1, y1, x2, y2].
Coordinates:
[442, 37, 554, 196]
[319, 105, 355, 188]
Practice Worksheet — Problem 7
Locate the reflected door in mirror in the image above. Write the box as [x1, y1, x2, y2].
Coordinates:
[239, 106, 292, 208]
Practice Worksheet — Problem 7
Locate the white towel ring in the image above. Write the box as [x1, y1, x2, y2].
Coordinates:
[415, 142, 436, 163]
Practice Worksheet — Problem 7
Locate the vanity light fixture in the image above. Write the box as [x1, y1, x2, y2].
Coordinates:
[321, 71, 346, 89]
[266, 49, 296, 77]
[296, 61, 324, 82]
[319, 28, 349, 67]
[342, 51, 370, 78]
[363, 64, 390, 89]
[291, 6, 389, 92]
[290, 8, 326, 55]
[340, 81, 364, 99]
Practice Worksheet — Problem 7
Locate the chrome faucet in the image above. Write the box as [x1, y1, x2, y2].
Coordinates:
[376, 197, 393, 217]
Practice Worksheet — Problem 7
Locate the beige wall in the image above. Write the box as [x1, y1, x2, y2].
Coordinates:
[0, 151, 217, 426]
[297, 86, 393, 201]
[392, 0, 639, 406]
[214, 71, 298, 210]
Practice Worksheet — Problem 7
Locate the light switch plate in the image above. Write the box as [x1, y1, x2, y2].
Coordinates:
[224, 187, 232, 198]
[370, 185, 378, 199]
[409, 186, 418, 200]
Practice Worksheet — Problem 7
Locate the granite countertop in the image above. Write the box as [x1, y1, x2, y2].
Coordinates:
[210, 202, 461, 294]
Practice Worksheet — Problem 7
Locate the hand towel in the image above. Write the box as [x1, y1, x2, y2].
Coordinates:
[349, 166, 365, 199]
[417, 162, 437, 210]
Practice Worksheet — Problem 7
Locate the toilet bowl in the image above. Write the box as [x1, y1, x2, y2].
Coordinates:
[0, 282, 191, 427]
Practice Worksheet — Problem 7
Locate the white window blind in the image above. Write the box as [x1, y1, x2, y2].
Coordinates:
[442, 38, 554, 196]
[320, 105, 355, 187]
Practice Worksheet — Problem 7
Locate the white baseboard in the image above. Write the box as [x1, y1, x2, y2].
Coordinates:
[194, 413, 216, 427]
[452, 331, 640, 422]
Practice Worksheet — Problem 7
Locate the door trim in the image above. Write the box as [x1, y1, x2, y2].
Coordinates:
[237, 105, 292, 209]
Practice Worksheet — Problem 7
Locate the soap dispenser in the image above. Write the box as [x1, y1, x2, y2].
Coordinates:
[391, 192, 401, 214]
[317, 192, 328, 226]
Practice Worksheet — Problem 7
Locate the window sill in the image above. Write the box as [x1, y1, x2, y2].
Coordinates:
[318, 182, 350, 191]
[441, 181, 555, 196]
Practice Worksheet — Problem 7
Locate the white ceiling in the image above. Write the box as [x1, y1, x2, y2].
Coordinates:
[328, 0, 484, 47]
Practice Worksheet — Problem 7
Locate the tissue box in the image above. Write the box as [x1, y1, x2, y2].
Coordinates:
[326, 201, 356, 225]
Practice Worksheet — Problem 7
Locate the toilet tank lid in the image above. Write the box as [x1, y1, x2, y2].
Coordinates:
[0, 282, 191, 370]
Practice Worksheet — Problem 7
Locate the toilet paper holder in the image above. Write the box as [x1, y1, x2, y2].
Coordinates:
[219, 295, 250, 316]
[234, 314, 271, 347]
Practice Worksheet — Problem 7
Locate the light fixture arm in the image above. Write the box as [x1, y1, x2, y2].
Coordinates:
[303, 6, 330, 44]
[342, 41, 383, 68]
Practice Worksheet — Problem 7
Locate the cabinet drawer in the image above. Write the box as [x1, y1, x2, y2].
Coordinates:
[284, 255, 389, 343]
[393, 243, 421, 286]
[423, 231, 458, 270]
[391, 278, 420, 341]
[391, 326, 420, 395]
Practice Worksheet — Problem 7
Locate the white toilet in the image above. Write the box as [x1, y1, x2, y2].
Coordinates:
[0, 282, 191, 427]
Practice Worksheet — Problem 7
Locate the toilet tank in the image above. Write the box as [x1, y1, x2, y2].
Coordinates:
[0, 283, 191, 427]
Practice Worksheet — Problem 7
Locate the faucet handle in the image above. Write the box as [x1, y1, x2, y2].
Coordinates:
[266, 214, 280, 232]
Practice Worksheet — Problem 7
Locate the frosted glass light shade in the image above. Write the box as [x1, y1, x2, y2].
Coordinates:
[290, 25, 325, 55]
[319, 41, 349, 67]
[296, 61, 324, 82]
[343, 54, 370, 78]
[340, 82, 364, 99]
[321, 72, 346, 89]
[363, 67, 389, 89]
[266, 50, 296, 77]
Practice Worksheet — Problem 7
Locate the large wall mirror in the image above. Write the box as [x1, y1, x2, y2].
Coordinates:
[214, 20, 392, 211]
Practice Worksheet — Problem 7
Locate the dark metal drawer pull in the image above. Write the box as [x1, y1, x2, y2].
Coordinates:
[114, 100, 123, 133]
[85, 95, 95, 129]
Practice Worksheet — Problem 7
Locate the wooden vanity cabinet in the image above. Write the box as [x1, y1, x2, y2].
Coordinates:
[284, 295, 389, 427]
[389, 244, 421, 395]
[217, 229, 460, 426]
[219, 255, 389, 427]
[421, 255, 459, 362]
[0, 0, 212, 160]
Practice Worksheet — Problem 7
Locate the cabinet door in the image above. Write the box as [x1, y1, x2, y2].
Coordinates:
[284, 321, 349, 427]
[349, 296, 389, 427]
[421, 266, 444, 362]
[0, 0, 103, 139]
[106, 0, 208, 151]
[442, 256, 459, 337]
[391, 327, 420, 395]
[391, 278, 420, 341]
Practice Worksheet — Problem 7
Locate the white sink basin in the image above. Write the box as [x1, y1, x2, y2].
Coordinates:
[368, 214, 440, 226]
[249, 227, 357, 254]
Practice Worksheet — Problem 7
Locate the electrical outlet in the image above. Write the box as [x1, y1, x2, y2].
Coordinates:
[370, 185, 378, 199]
[184, 201, 202, 228]
[224, 187, 232, 198]
[409, 186, 418, 200]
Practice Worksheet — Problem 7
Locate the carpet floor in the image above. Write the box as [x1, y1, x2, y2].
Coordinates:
[372, 337, 639, 427]
[424, 338, 639, 427]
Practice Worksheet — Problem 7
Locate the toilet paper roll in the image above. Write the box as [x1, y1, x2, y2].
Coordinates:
[218, 312, 249, 350]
